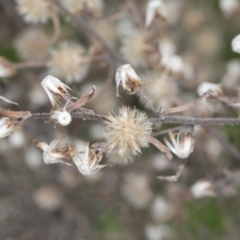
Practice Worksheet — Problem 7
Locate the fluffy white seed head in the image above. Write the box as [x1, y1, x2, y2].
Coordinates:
[59, 0, 104, 16]
[120, 31, 151, 67]
[14, 28, 49, 61]
[104, 106, 152, 162]
[142, 72, 177, 108]
[49, 42, 90, 83]
[16, 0, 52, 24]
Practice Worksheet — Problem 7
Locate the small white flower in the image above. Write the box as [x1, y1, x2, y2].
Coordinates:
[115, 64, 142, 97]
[51, 110, 72, 126]
[164, 130, 195, 159]
[0, 117, 20, 138]
[197, 82, 223, 96]
[0, 57, 15, 78]
[232, 34, 240, 53]
[34, 137, 71, 165]
[41, 75, 71, 108]
[69, 143, 107, 175]
[145, 0, 168, 27]
[190, 180, 216, 198]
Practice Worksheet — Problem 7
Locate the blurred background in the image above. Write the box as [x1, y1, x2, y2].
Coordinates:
[1, 0, 240, 239]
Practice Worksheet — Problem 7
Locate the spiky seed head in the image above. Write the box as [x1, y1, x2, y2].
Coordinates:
[104, 106, 152, 163]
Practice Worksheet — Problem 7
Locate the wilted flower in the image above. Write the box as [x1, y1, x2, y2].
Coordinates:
[68, 143, 107, 175]
[34, 137, 71, 165]
[51, 109, 72, 126]
[164, 130, 195, 159]
[190, 180, 216, 198]
[115, 64, 142, 97]
[16, 0, 52, 24]
[104, 106, 152, 161]
[0, 117, 20, 138]
[59, 0, 104, 17]
[145, 0, 168, 27]
[0, 57, 15, 78]
[145, 224, 171, 240]
[41, 75, 71, 108]
[197, 82, 223, 96]
[232, 34, 240, 53]
[49, 42, 90, 83]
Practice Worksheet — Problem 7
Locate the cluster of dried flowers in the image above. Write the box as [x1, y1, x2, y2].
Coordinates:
[1, 0, 240, 184]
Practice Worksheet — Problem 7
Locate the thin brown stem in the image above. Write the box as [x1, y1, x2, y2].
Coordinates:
[48, 7, 61, 45]
[10, 61, 48, 69]
[150, 116, 240, 126]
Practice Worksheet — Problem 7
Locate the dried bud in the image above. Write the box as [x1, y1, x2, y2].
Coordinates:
[160, 54, 184, 75]
[0, 57, 15, 78]
[145, 0, 168, 27]
[115, 64, 142, 97]
[232, 34, 240, 53]
[34, 137, 71, 165]
[197, 82, 223, 96]
[68, 143, 107, 175]
[164, 130, 195, 159]
[190, 180, 216, 198]
[41, 75, 71, 108]
[51, 110, 72, 126]
[0, 117, 20, 138]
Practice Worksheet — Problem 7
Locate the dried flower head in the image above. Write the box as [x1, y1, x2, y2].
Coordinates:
[0, 117, 20, 138]
[197, 82, 223, 96]
[16, 0, 52, 24]
[0, 57, 15, 78]
[15, 28, 49, 61]
[232, 34, 240, 53]
[49, 42, 90, 83]
[41, 75, 71, 108]
[34, 137, 71, 165]
[121, 30, 151, 67]
[115, 64, 142, 97]
[164, 129, 195, 159]
[145, 0, 168, 27]
[104, 106, 152, 161]
[59, 0, 104, 16]
[142, 72, 177, 108]
[68, 143, 107, 175]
